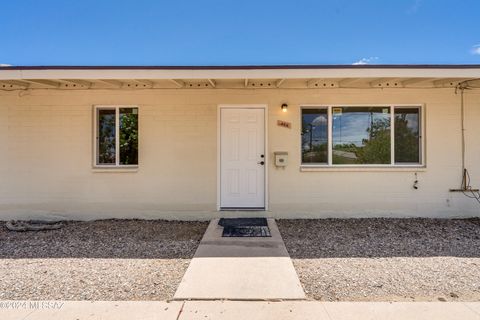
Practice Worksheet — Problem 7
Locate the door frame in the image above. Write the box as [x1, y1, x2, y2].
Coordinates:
[217, 104, 268, 211]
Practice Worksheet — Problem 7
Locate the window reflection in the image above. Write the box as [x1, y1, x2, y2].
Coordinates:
[96, 107, 139, 166]
[119, 108, 139, 165]
[302, 109, 328, 163]
[98, 109, 116, 164]
[332, 107, 391, 164]
[395, 108, 420, 163]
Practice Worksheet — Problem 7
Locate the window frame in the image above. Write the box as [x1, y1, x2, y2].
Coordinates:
[93, 105, 139, 169]
[300, 104, 425, 168]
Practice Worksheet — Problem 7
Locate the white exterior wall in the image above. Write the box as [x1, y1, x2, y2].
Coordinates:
[0, 88, 479, 220]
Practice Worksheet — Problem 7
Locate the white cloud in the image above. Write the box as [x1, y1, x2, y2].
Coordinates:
[471, 45, 480, 55]
[0, 64, 12, 67]
[312, 115, 327, 126]
[352, 57, 379, 65]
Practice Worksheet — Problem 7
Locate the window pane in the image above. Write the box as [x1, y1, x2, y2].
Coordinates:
[119, 108, 138, 165]
[301, 109, 328, 163]
[332, 107, 391, 164]
[395, 108, 420, 163]
[97, 109, 116, 165]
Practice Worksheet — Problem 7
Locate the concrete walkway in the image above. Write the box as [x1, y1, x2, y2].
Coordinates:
[2, 301, 479, 320]
[174, 218, 306, 300]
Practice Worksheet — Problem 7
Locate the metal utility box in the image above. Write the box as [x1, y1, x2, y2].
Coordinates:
[274, 151, 288, 167]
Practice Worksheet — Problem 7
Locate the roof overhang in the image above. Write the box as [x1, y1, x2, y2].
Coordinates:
[0, 65, 479, 90]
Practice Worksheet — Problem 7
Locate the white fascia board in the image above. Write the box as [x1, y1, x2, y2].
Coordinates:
[0, 68, 479, 80]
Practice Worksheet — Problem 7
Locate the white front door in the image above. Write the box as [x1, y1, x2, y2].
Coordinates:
[220, 108, 265, 209]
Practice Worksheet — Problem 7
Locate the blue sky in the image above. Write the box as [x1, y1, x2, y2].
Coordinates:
[0, 0, 479, 66]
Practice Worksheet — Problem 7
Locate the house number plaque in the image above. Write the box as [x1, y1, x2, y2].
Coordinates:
[277, 120, 291, 129]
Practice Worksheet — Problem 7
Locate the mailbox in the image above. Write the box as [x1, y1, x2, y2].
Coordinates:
[274, 151, 288, 167]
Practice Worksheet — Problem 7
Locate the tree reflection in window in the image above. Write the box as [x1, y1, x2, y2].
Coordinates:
[96, 107, 138, 166]
[332, 107, 391, 164]
[395, 108, 420, 163]
[98, 109, 116, 164]
[119, 108, 138, 165]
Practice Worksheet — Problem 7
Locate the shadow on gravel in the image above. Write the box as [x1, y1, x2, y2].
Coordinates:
[277, 218, 480, 258]
[0, 220, 208, 259]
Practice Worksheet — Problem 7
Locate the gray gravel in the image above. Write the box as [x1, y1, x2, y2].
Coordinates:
[0, 219, 207, 300]
[277, 218, 480, 302]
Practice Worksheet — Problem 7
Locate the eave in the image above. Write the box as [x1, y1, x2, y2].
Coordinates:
[0, 65, 479, 90]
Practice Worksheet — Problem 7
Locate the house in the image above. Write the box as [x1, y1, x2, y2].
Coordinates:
[0, 65, 479, 220]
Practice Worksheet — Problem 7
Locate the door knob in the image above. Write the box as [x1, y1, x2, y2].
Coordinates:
[258, 161, 265, 165]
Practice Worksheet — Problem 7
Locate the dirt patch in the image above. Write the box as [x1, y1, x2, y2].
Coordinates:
[277, 218, 480, 301]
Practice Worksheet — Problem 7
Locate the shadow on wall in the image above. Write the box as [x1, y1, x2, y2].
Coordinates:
[277, 218, 480, 258]
[0, 220, 208, 259]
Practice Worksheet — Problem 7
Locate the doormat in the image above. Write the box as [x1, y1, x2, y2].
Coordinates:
[219, 218, 271, 237]
[218, 218, 268, 227]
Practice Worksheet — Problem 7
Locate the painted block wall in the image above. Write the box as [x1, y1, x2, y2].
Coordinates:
[0, 87, 479, 220]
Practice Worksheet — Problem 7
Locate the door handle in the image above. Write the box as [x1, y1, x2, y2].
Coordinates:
[258, 161, 265, 165]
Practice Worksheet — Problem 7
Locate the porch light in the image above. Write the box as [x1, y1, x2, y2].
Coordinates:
[281, 103, 288, 112]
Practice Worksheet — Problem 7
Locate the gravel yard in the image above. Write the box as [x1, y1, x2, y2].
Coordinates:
[0, 220, 207, 300]
[277, 218, 480, 302]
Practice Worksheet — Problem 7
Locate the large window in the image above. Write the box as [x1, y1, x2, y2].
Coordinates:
[333, 107, 391, 164]
[301, 106, 422, 166]
[95, 106, 138, 167]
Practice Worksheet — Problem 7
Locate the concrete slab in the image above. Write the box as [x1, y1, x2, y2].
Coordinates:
[180, 301, 480, 320]
[180, 301, 330, 319]
[321, 302, 480, 320]
[174, 218, 306, 300]
[0, 302, 34, 320]
[2, 301, 479, 320]
[0, 301, 183, 320]
[464, 302, 480, 317]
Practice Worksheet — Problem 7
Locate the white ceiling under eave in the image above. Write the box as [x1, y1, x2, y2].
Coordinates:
[0, 66, 479, 90]
[0, 77, 478, 91]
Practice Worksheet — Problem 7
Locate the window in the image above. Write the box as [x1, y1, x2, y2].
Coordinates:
[95, 106, 138, 167]
[301, 109, 328, 164]
[333, 107, 391, 164]
[394, 108, 420, 164]
[301, 106, 422, 166]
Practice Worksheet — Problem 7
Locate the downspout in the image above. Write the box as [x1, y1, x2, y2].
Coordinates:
[460, 85, 467, 189]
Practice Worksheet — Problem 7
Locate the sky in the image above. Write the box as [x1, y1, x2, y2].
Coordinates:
[0, 0, 479, 66]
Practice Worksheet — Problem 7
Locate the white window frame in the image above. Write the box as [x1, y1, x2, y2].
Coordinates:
[300, 104, 425, 168]
[93, 105, 139, 168]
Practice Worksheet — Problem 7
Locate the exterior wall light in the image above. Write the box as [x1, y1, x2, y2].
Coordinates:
[281, 103, 288, 112]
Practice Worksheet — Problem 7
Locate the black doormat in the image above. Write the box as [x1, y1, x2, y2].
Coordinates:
[219, 218, 271, 237]
[218, 218, 268, 227]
